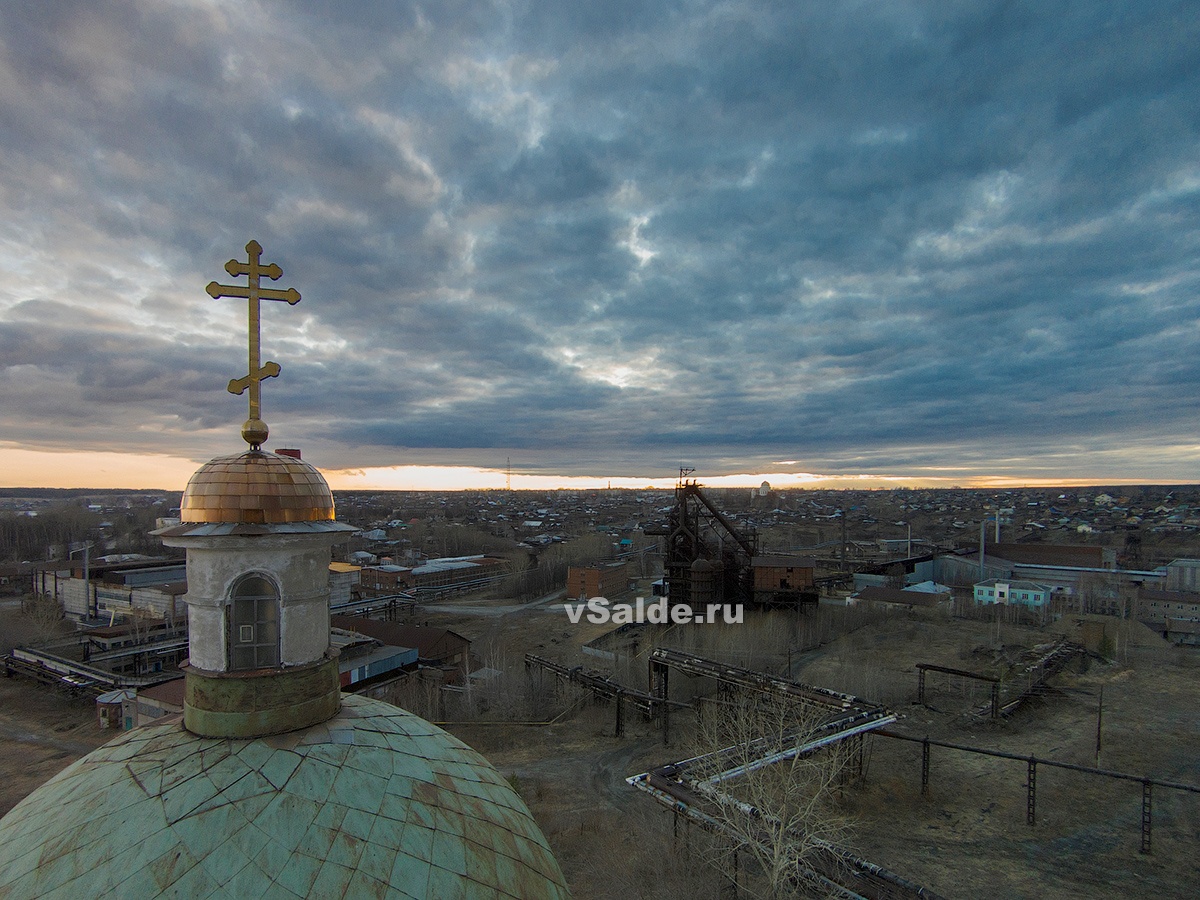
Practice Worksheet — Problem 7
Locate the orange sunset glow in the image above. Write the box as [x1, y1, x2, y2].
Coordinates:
[0, 446, 1169, 494]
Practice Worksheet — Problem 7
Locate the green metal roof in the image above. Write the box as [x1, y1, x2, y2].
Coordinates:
[0, 694, 570, 899]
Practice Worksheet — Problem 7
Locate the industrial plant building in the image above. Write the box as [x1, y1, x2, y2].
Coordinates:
[359, 554, 509, 596]
[566, 560, 630, 599]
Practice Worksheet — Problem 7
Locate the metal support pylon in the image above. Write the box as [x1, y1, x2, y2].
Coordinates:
[1141, 780, 1152, 854]
[921, 737, 930, 797]
[1026, 757, 1037, 826]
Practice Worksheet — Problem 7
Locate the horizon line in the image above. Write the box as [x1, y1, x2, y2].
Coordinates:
[4, 478, 1198, 494]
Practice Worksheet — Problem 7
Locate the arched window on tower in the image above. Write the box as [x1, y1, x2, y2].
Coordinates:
[229, 574, 280, 670]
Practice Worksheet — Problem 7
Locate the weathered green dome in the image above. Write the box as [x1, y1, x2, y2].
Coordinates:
[0, 694, 569, 899]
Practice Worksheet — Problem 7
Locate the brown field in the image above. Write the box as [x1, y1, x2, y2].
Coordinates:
[2, 598, 1198, 899]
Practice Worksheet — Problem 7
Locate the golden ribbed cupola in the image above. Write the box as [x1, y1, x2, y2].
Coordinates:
[179, 451, 337, 525]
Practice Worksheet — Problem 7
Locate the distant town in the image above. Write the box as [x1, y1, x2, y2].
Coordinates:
[2, 480, 1199, 897]
[5, 480, 1200, 575]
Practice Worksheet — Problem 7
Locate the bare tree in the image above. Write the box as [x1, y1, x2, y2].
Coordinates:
[684, 689, 852, 898]
[22, 595, 67, 645]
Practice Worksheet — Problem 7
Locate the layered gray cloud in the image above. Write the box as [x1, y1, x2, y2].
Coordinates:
[1, 0, 1199, 484]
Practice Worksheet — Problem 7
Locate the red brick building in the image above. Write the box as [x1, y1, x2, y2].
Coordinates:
[566, 561, 629, 599]
[751, 555, 817, 603]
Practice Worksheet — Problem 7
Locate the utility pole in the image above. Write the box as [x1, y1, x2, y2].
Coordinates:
[979, 519, 986, 583]
[840, 511, 847, 571]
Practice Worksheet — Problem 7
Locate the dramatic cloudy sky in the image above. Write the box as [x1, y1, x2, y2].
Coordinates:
[2, 1, 1199, 489]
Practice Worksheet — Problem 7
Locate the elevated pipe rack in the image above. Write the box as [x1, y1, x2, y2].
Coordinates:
[916, 662, 1001, 719]
[649, 646, 894, 743]
[628, 650, 930, 898]
[524, 653, 690, 735]
[879, 728, 1200, 854]
[628, 767, 946, 900]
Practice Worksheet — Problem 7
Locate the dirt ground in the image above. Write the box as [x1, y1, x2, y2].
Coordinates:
[796, 615, 1200, 899]
[452, 604, 1200, 899]
[1, 599, 1197, 899]
[0, 676, 113, 817]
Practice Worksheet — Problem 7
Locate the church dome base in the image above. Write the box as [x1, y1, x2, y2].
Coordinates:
[0, 694, 570, 898]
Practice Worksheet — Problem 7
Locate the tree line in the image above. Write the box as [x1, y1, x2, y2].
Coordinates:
[0, 505, 100, 563]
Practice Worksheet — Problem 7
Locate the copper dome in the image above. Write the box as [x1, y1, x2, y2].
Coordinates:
[180, 450, 336, 524]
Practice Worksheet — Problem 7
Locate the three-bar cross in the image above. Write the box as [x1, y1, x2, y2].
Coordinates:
[206, 240, 301, 447]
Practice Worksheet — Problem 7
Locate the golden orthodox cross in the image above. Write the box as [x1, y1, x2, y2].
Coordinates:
[206, 240, 301, 448]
